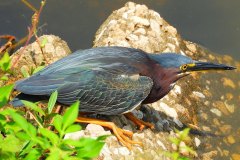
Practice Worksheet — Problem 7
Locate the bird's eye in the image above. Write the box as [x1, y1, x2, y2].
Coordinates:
[180, 64, 188, 71]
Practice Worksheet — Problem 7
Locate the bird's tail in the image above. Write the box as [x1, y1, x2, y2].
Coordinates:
[10, 93, 48, 107]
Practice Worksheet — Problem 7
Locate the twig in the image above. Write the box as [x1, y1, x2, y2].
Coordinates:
[21, 0, 37, 12]
[11, 0, 46, 69]
[34, 32, 49, 64]
[0, 35, 16, 53]
[27, 111, 44, 128]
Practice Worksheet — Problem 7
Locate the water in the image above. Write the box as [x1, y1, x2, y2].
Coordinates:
[1, 0, 239, 159]
[0, 0, 240, 60]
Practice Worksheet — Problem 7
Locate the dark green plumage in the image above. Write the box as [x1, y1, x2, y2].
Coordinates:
[12, 46, 235, 115]
[13, 47, 153, 115]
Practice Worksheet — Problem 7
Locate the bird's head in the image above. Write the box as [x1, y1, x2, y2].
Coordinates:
[149, 53, 236, 74]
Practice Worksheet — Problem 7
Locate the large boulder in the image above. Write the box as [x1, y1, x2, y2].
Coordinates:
[93, 2, 240, 159]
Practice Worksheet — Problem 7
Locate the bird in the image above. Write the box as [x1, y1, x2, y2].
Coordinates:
[12, 46, 235, 149]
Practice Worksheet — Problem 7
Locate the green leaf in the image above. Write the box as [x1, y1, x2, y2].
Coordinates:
[7, 109, 28, 131]
[65, 124, 81, 134]
[180, 128, 190, 140]
[18, 140, 35, 157]
[22, 100, 45, 116]
[1, 75, 8, 81]
[76, 138, 105, 158]
[0, 52, 11, 71]
[46, 147, 60, 160]
[53, 115, 63, 133]
[48, 91, 58, 114]
[28, 123, 37, 137]
[23, 148, 41, 160]
[40, 37, 48, 48]
[16, 132, 31, 141]
[20, 66, 30, 78]
[178, 157, 190, 160]
[0, 84, 14, 107]
[63, 138, 104, 158]
[169, 137, 180, 145]
[0, 134, 23, 153]
[62, 101, 79, 131]
[97, 135, 109, 141]
[32, 66, 45, 74]
[39, 128, 59, 145]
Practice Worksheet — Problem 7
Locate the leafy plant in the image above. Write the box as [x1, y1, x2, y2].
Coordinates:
[0, 91, 106, 159]
[166, 128, 196, 160]
[0, 84, 14, 107]
[21, 66, 45, 78]
[0, 52, 11, 72]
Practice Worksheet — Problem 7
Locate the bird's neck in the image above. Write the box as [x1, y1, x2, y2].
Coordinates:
[143, 63, 179, 104]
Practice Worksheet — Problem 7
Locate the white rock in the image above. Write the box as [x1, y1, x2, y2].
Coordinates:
[86, 124, 111, 137]
[127, 34, 139, 41]
[134, 28, 146, 35]
[150, 19, 160, 34]
[210, 108, 222, 117]
[159, 102, 178, 119]
[113, 148, 119, 155]
[157, 140, 167, 150]
[130, 16, 150, 26]
[173, 85, 181, 94]
[64, 131, 85, 140]
[193, 91, 206, 99]
[100, 144, 113, 160]
[194, 137, 201, 147]
[118, 147, 130, 156]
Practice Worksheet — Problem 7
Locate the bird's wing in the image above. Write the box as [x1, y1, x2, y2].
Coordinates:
[15, 47, 154, 114]
[16, 70, 153, 115]
[56, 71, 153, 115]
[15, 46, 150, 95]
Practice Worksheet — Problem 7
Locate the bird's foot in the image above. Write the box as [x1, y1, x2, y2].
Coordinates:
[124, 112, 155, 131]
[75, 117, 142, 149]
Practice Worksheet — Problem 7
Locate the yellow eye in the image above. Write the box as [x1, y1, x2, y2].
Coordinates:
[180, 64, 188, 71]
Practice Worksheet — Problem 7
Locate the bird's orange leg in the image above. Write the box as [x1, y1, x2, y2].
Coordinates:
[75, 117, 142, 149]
[124, 112, 155, 131]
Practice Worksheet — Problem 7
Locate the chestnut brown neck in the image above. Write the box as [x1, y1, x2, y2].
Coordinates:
[142, 63, 180, 104]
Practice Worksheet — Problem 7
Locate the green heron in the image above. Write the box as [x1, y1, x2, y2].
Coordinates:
[12, 46, 235, 149]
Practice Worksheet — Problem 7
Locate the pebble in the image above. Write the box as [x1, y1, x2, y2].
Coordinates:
[173, 85, 181, 94]
[223, 150, 229, 156]
[100, 144, 113, 160]
[226, 135, 235, 144]
[213, 118, 221, 126]
[118, 147, 130, 156]
[213, 101, 230, 116]
[210, 108, 222, 117]
[130, 16, 150, 26]
[192, 91, 205, 99]
[224, 101, 235, 113]
[201, 150, 218, 160]
[186, 43, 197, 52]
[150, 19, 160, 34]
[194, 137, 201, 147]
[202, 126, 211, 132]
[219, 124, 232, 134]
[232, 153, 240, 160]
[133, 28, 146, 35]
[159, 102, 178, 119]
[221, 77, 236, 89]
[157, 140, 167, 150]
[225, 93, 233, 100]
[85, 124, 111, 137]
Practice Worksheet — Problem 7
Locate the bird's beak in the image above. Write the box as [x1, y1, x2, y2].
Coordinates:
[187, 62, 236, 72]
